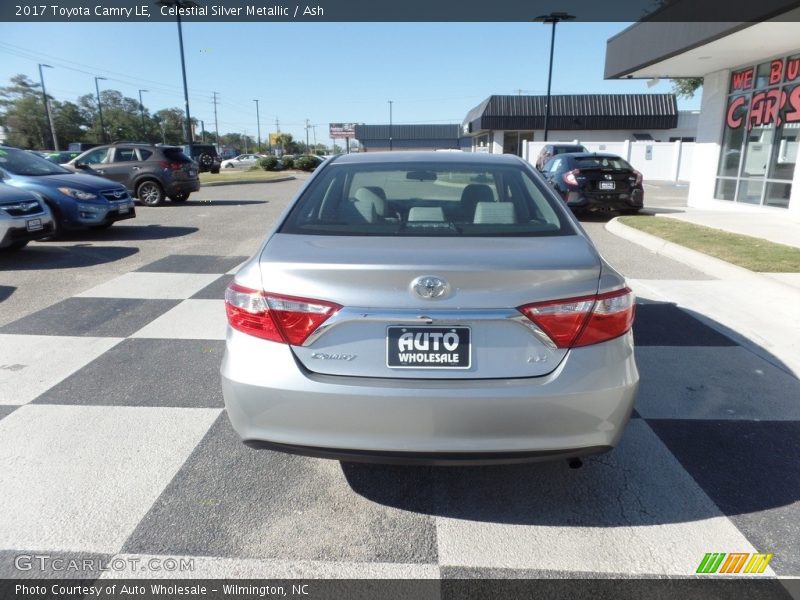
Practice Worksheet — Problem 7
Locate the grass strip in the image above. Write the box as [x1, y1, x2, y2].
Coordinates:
[618, 215, 800, 272]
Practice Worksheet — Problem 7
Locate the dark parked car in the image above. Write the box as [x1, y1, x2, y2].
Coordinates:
[42, 150, 82, 164]
[535, 143, 589, 170]
[67, 143, 200, 206]
[180, 143, 221, 174]
[0, 184, 55, 250]
[540, 152, 643, 214]
[0, 145, 135, 234]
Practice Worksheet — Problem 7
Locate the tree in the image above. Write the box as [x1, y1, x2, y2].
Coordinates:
[51, 100, 89, 146]
[0, 74, 49, 149]
[671, 77, 703, 99]
[152, 108, 188, 144]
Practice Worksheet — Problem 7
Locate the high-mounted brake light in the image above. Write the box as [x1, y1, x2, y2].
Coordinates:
[224, 283, 341, 345]
[519, 288, 635, 348]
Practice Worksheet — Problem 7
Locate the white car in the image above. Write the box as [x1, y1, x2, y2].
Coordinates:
[220, 154, 263, 169]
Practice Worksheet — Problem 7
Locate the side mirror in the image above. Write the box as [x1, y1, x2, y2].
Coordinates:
[74, 161, 89, 170]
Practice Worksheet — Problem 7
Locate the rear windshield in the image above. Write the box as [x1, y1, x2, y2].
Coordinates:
[163, 148, 193, 162]
[554, 146, 586, 154]
[280, 161, 575, 237]
[574, 156, 633, 170]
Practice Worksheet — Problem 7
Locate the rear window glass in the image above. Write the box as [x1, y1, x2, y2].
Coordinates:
[280, 161, 574, 237]
[554, 146, 586, 155]
[163, 148, 193, 162]
[574, 156, 632, 170]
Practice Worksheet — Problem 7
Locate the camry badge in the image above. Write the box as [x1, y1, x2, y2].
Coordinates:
[412, 276, 449, 300]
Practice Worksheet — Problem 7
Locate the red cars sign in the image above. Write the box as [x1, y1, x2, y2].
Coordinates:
[726, 55, 800, 130]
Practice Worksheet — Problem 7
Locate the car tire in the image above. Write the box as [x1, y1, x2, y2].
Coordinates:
[198, 153, 214, 170]
[169, 194, 189, 203]
[210, 166, 220, 174]
[136, 180, 165, 206]
[3, 240, 29, 251]
[620, 208, 641, 215]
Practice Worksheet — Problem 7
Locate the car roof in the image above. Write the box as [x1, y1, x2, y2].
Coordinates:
[559, 152, 624, 159]
[330, 151, 525, 166]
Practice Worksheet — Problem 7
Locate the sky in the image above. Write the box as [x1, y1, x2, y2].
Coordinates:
[0, 21, 702, 146]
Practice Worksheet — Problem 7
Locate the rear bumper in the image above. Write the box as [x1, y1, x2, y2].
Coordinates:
[165, 180, 201, 196]
[221, 330, 639, 463]
[567, 188, 643, 211]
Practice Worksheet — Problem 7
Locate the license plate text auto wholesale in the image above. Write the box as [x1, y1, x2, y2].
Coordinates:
[599, 181, 616, 190]
[386, 326, 471, 369]
[26, 218, 42, 231]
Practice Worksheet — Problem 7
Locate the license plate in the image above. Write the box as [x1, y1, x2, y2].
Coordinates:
[386, 326, 471, 369]
[599, 181, 615, 190]
[118, 205, 129, 214]
[26, 218, 42, 231]
[189, 169, 197, 177]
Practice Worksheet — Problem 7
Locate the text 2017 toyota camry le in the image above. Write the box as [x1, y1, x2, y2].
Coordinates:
[221, 152, 638, 465]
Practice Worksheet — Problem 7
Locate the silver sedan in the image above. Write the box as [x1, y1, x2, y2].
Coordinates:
[220, 154, 263, 169]
[221, 152, 638, 464]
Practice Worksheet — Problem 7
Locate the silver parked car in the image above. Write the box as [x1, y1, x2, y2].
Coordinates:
[222, 152, 638, 465]
[0, 184, 55, 250]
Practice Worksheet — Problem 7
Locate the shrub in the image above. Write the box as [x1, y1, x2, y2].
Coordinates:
[258, 155, 279, 171]
[294, 156, 317, 171]
[280, 156, 294, 169]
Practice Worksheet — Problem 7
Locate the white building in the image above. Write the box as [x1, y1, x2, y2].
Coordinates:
[606, 13, 800, 213]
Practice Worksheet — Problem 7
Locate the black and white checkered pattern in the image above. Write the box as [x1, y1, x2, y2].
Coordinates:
[1, 255, 798, 580]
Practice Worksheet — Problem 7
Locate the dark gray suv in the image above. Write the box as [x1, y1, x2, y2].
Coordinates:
[67, 143, 200, 206]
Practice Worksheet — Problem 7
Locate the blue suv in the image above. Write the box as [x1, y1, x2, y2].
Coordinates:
[0, 145, 135, 235]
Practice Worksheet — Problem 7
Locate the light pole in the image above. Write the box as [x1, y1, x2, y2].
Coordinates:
[138, 89, 148, 141]
[94, 76, 107, 143]
[157, 0, 196, 144]
[253, 99, 261, 153]
[305, 119, 310, 154]
[535, 12, 574, 142]
[38, 64, 58, 150]
[388, 100, 393, 151]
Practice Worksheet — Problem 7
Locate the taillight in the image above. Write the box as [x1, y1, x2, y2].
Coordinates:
[518, 288, 635, 348]
[562, 169, 580, 187]
[159, 160, 185, 171]
[629, 170, 643, 186]
[224, 283, 341, 345]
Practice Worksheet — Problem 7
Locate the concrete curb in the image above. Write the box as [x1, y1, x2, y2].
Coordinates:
[201, 175, 296, 188]
[605, 217, 797, 291]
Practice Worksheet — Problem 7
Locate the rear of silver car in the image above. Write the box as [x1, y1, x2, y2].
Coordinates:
[221, 153, 638, 464]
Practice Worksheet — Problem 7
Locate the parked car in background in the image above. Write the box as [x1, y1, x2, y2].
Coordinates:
[535, 143, 589, 170]
[0, 184, 55, 250]
[540, 152, 644, 214]
[0, 145, 135, 234]
[220, 153, 264, 169]
[42, 150, 82, 164]
[67, 143, 200, 206]
[222, 152, 638, 464]
[180, 143, 221, 174]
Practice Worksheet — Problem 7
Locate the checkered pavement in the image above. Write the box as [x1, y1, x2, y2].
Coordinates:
[0, 255, 798, 580]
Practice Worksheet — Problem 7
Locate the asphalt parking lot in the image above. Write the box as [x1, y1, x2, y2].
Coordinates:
[0, 178, 798, 584]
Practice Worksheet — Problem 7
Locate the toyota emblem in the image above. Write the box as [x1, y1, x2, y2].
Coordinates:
[411, 276, 449, 300]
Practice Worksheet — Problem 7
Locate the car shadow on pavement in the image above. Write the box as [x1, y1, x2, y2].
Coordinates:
[0, 285, 15, 302]
[167, 200, 269, 207]
[0, 245, 139, 270]
[46, 224, 199, 242]
[340, 304, 800, 534]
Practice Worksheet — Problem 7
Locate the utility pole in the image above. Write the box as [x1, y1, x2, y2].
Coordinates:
[388, 100, 393, 151]
[253, 99, 261, 153]
[38, 64, 58, 150]
[138, 89, 148, 141]
[274, 117, 280, 155]
[212, 91, 220, 152]
[535, 12, 575, 142]
[200, 119, 205, 142]
[94, 76, 107, 143]
[305, 119, 310, 154]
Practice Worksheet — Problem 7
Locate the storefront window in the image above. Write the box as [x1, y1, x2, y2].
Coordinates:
[715, 55, 798, 208]
[503, 132, 519, 155]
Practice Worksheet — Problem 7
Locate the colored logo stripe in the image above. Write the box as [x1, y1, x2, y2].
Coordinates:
[696, 553, 774, 574]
